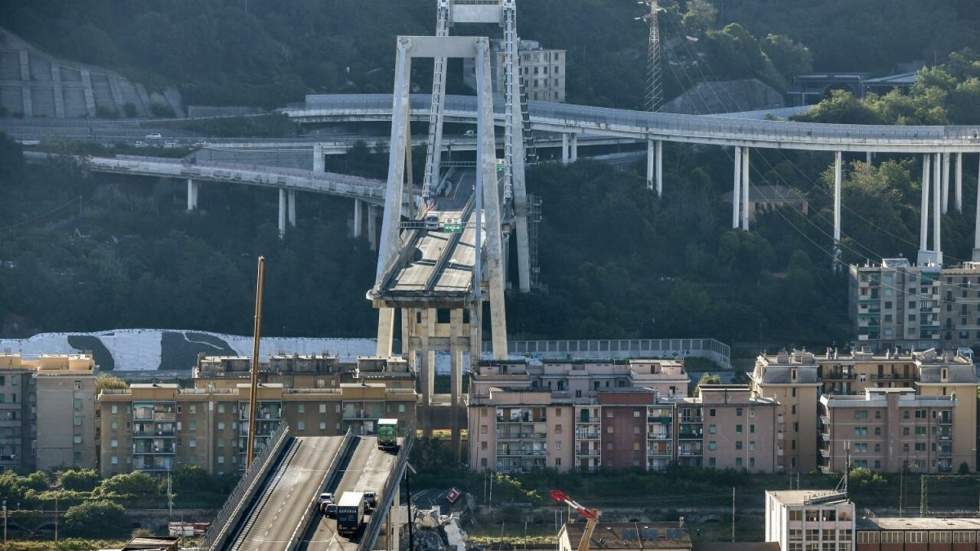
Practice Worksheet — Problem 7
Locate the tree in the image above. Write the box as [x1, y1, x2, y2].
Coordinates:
[798, 90, 883, 124]
[697, 373, 722, 387]
[96, 375, 128, 393]
[63, 500, 130, 538]
[59, 469, 101, 492]
[22, 471, 50, 492]
[762, 34, 812, 80]
[96, 471, 159, 498]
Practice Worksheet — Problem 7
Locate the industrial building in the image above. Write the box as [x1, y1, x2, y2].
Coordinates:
[765, 490, 856, 551]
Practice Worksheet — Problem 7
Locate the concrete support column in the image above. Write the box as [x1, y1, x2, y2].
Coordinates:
[376, 307, 395, 357]
[313, 143, 325, 173]
[561, 133, 570, 165]
[833, 151, 843, 271]
[278, 188, 287, 239]
[920, 154, 931, 254]
[741, 147, 750, 231]
[646, 139, 655, 191]
[51, 64, 64, 118]
[655, 140, 663, 197]
[186, 179, 199, 211]
[367, 205, 379, 251]
[933, 153, 942, 256]
[287, 190, 296, 227]
[353, 199, 364, 238]
[974, 153, 980, 260]
[732, 146, 742, 229]
[569, 134, 578, 163]
[450, 308, 464, 454]
[942, 152, 951, 214]
[80, 69, 96, 118]
[18, 50, 31, 118]
[955, 152, 963, 213]
[866, 151, 873, 165]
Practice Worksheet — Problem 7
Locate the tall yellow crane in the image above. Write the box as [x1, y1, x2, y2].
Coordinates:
[550, 489, 601, 551]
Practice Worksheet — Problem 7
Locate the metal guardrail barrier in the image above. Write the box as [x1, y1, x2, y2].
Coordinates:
[297, 94, 980, 148]
[284, 430, 358, 551]
[491, 338, 732, 368]
[199, 422, 290, 550]
[357, 434, 415, 551]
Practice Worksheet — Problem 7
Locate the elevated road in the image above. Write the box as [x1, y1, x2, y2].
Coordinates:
[285, 94, 980, 153]
[298, 436, 403, 550]
[230, 436, 346, 550]
[25, 152, 386, 204]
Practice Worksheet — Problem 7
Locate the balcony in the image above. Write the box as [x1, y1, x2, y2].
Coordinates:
[576, 449, 600, 458]
[678, 429, 703, 439]
[575, 430, 600, 439]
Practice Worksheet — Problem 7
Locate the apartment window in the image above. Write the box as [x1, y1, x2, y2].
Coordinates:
[399, 404, 406, 413]
[218, 440, 225, 448]
[708, 441, 717, 451]
[111, 456, 118, 465]
[789, 526, 802, 537]
[319, 422, 326, 431]
[854, 410, 868, 420]
[606, 410, 614, 418]
[73, 415, 82, 427]
[218, 456, 225, 464]
[298, 421, 305, 431]
[111, 421, 118, 430]
[218, 422, 225, 431]
[189, 405, 196, 414]
[189, 439, 197, 448]
[822, 510, 836, 522]
[319, 403, 327, 414]
[607, 426, 614, 434]
[735, 457, 743, 466]
[298, 404, 305, 414]
[750, 424, 756, 434]
[555, 424, 563, 433]
[749, 457, 755, 468]
[736, 408, 743, 417]
[111, 405, 118, 414]
[791, 405, 797, 414]
[708, 457, 716, 467]
[709, 408, 716, 417]
[110, 439, 118, 448]
[633, 410, 641, 418]
[72, 398, 82, 410]
[189, 420, 197, 431]
[736, 441, 743, 450]
[708, 424, 717, 434]
[794, 422, 799, 432]
[736, 424, 743, 433]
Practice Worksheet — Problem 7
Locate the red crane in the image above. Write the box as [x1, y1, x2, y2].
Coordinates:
[550, 489, 601, 551]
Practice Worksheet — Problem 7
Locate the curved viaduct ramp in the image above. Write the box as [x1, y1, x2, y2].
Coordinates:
[286, 94, 980, 153]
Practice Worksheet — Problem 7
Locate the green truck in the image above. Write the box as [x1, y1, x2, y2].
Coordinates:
[377, 418, 398, 450]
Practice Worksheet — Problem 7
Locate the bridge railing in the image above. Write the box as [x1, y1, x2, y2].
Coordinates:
[198, 421, 290, 551]
[357, 434, 415, 551]
[495, 338, 732, 369]
[284, 429, 358, 551]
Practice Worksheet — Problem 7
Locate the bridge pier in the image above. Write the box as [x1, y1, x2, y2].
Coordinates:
[278, 188, 287, 239]
[450, 308, 464, 455]
[732, 146, 742, 229]
[741, 147, 750, 231]
[933, 153, 942, 258]
[186, 179, 199, 211]
[974, 154, 980, 260]
[955, 152, 963, 213]
[833, 151, 842, 272]
[367, 205, 379, 251]
[561, 133, 569, 164]
[313, 143, 325, 172]
[656, 140, 663, 197]
[918, 154, 932, 260]
[353, 199, 364, 238]
[570, 133, 578, 163]
[287, 190, 296, 227]
[942, 152, 951, 214]
[866, 151, 873, 165]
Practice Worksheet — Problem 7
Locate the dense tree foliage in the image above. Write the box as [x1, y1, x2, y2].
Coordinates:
[7, 0, 973, 110]
[800, 49, 980, 125]
[63, 500, 129, 538]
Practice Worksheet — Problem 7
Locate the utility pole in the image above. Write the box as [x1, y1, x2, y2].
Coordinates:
[898, 468, 903, 517]
[245, 256, 266, 467]
[167, 472, 174, 522]
[638, 0, 665, 111]
[3, 500, 6, 545]
[731, 487, 736, 542]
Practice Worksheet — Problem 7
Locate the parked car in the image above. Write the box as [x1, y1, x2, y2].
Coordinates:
[362, 491, 378, 511]
[318, 492, 334, 515]
[145, 132, 163, 139]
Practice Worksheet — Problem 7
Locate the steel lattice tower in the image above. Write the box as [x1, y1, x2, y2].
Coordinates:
[643, 0, 664, 112]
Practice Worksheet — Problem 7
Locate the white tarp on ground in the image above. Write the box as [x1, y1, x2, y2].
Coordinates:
[0, 329, 377, 371]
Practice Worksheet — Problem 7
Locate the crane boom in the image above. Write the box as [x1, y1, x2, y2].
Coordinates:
[550, 489, 601, 551]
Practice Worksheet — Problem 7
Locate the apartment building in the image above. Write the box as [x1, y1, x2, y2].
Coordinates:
[98, 381, 417, 476]
[699, 385, 778, 472]
[0, 354, 97, 471]
[193, 354, 414, 391]
[464, 39, 567, 102]
[750, 351, 821, 473]
[468, 358, 688, 473]
[849, 259, 980, 350]
[820, 388, 957, 473]
[855, 517, 980, 550]
[765, 490, 855, 551]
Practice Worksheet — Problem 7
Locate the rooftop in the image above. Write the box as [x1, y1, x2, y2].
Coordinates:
[564, 522, 691, 550]
[767, 490, 850, 507]
[858, 516, 980, 531]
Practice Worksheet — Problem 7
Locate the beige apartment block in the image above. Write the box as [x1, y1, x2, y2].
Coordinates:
[193, 354, 414, 391]
[751, 351, 821, 473]
[821, 389, 958, 473]
[699, 385, 778, 472]
[0, 354, 97, 471]
[98, 381, 417, 476]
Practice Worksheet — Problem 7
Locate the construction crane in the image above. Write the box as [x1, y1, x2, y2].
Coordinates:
[550, 489, 601, 551]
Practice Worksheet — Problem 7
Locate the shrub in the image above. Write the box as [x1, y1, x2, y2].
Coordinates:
[60, 469, 101, 492]
[63, 500, 130, 538]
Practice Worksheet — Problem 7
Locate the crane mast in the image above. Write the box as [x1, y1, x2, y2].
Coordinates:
[550, 489, 601, 551]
